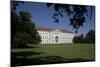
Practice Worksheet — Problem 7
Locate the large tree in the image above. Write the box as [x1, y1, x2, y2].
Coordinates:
[11, 11, 41, 48]
[11, 2, 41, 48]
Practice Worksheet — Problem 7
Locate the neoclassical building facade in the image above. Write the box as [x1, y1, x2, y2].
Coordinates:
[37, 27, 74, 44]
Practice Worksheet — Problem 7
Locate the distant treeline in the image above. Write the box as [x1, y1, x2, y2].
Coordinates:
[73, 30, 95, 43]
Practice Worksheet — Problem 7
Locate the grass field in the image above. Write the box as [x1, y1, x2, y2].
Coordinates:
[11, 44, 95, 66]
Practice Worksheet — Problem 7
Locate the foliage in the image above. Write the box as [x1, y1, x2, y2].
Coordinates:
[11, 2, 41, 48]
[47, 3, 93, 33]
[73, 34, 84, 43]
[85, 30, 95, 43]
[73, 30, 95, 43]
[11, 1, 23, 10]
[12, 32, 32, 48]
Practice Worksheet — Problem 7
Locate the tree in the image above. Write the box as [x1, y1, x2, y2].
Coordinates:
[85, 30, 95, 43]
[47, 3, 94, 33]
[73, 36, 78, 43]
[11, 1, 23, 10]
[11, 1, 41, 48]
[73, 34, 84, 43]
[78, 34, 84, 43]
[73, 30, 95, 43]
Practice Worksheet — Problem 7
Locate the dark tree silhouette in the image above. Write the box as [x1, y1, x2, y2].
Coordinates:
[73, 30, 95, 43]
[11, 1, 23, 10]
[11, 1, 41, 48]
[47, 3, 94, 33]
[73, 34, 84, 43]
[85, 30, 95, 43]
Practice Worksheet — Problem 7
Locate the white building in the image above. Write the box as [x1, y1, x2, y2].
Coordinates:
[37, 27, 74, 44]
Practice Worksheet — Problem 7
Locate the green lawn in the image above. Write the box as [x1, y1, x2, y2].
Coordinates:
[11, 44, 95, 66]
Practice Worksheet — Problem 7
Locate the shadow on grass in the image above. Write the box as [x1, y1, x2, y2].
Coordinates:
[11, 51, 95, 67]
[11, 51, 44, 57]
[12, 45, 40, 49]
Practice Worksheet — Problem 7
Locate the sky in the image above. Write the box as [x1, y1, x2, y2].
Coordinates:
[15, 1, 95, 36]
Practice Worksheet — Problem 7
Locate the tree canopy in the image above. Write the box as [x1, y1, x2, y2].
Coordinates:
[11, 1, 41, 48]
[73, 30, 95, 43]
[47, 3, 94, 33]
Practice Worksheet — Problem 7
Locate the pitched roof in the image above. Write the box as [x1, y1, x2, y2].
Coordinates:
[36, 27, 73, 33]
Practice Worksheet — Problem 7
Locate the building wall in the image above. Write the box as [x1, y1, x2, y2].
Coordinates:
[37, 30, 74, 44]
